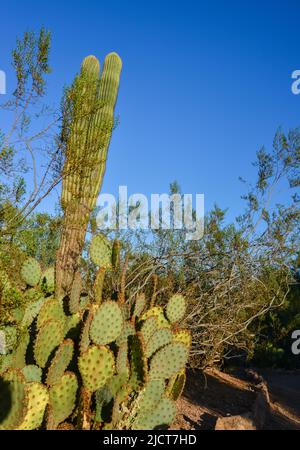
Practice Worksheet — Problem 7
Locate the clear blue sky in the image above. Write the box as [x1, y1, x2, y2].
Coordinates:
[1, 0, 299, 222]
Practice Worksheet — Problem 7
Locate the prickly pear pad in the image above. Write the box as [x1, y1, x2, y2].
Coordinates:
[17, 382, 48, 430]
[132, 396, 176, 430]
[90, 234, 112, 269]
[34, 319, 64, 368]
[48, 372, 78, 427]
[145, 327, 172, 358]
[46, 339, 74, 386]
[166, 294, 186, 323]
[173, 328, 192, 348]
[90, 301, 123, 345]
[149, 342, 189, 380]
[78, 345, 115, 392]
[22, 365, 42, 382]
[20, 257, 41, 287]
[0, 369, 27, 430]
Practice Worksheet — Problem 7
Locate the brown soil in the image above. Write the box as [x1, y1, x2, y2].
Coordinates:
[172, 368, 300, 430]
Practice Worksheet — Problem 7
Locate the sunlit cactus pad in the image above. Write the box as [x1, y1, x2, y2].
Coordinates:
[34, 319, 64, 368]
[78, 345, 115, 392]
[90, 301, 123, 345]
[141, 306, 170, 328]
[37, 299, 65, 330]
[145, 328, 172, 358]
[140, 316, 158, 343]
[22, 365, 42, 383]
[132, 397, 176, 430]
[137, 379, 165, 412]
[90, 234, 112, 268]
[173, 329, 192, 348]
[21, 257, 41, 287]
[46, 339, 74, 386]
[166, 294, 186, 323]
[17, 382, 48, 430]
[149, 342, 189, 380]
[48, 372, 78, 428]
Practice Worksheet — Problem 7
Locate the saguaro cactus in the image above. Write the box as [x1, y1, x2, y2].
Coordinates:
[56, 53, 122, 297]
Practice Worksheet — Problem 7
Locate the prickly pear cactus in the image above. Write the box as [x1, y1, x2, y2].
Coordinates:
[0, 244, 190, 429]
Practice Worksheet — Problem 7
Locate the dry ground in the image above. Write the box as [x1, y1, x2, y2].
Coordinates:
[172, 368, 300, 430]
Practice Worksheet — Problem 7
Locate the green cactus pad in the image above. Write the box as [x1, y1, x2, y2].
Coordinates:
[129, 333, 147, 390]
[22, 365, 42, 382]
[48, 372, 78, 427]
[11, 306, 25, 323]
[90, 301, 123, 345]
[20, 257, 41, 287]
[107, 371, 129, 398]
[149, 342, 189, 380]
[78, 345, 115, 392]
[11, 330, 30, 369]
[133, 293, 146, 318]
[17, 382, 48, 430]
[0, 369, 27, 430]
[37, 298, 66, 330]
[132, 397, 176, 430]
[93, 267, 105, 304]
[166, 369, 186, 401]
[40, 267, 55, 293]
[46, 339, 74, 386]
[137, 379, 165, 412]
[90, 234, 112, 268]
[145, 328, 172, 358]
[0, 353, 14, 374]
[21, 297, 45, 328]
[141, 306, 170, 328]
[173, 329, 192, 348]
[64, 312, 80, 336]
[69, 271, 82, 314]
[112, 239, 121, 269]
[166, 294, 186, 323]
[116, 321, 135, 346]
[34, 319, 64, 368]
[79, 308, 94, 354]
[140, 316, 158, 343]
[116, 342, 129, 378]
[79, 294, 90, 310]
[95, 386, 113, 422]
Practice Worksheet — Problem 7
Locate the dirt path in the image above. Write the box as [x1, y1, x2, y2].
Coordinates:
[172, 369, 300, 430]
